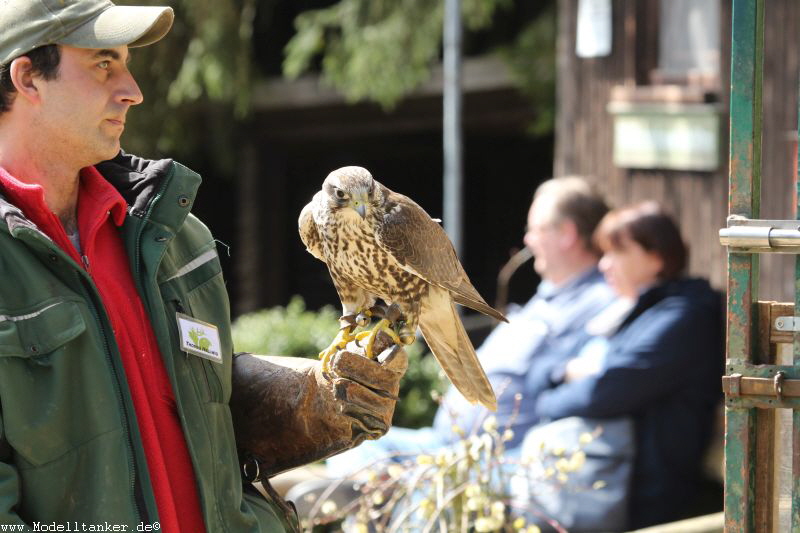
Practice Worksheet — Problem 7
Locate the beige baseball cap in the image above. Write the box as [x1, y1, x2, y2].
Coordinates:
[0, 0, 174, 65]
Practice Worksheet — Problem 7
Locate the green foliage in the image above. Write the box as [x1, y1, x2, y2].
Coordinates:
[232, 296, 341, 357]
[283, 0, 514, 110]
[231, 296, 446, 428]
[167, 0, 258, 117]
[121, 0, 260, 165]
[122, 0, 556, 165]
[497, 4, 557, 136]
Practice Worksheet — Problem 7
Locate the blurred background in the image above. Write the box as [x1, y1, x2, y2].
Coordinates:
[122, 0, 555, 320]
[115, 3, 800, 521]
[121, 0, 800, 329]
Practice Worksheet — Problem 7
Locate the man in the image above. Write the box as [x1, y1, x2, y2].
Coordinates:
[323, 176, 617, 477]
[0, 1, 406, 531]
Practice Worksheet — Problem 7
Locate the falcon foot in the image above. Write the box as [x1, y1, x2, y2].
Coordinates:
[355, 318, 405, 359]
[319, 325, 357, 374]
[397, 324, 416, 345]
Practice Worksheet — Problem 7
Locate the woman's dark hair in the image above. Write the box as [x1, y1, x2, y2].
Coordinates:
[0, 45, 61, 114]
[594, 201, 688, 280]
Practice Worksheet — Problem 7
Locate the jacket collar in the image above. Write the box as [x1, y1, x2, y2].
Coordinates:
[0, 151, 201, 238]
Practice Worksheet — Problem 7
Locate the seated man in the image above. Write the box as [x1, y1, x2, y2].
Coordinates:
[323, 176, 617, 477]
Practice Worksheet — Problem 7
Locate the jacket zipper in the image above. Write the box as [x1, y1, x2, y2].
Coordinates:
[23, 228, 151, 524]
[74, 273, 149, 524]
[133, 170, 173, 289]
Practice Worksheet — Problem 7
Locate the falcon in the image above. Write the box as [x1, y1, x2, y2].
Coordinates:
[298, 166, 506, 410]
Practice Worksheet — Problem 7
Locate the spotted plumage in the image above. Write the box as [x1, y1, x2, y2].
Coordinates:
[299, 166, 506, 410]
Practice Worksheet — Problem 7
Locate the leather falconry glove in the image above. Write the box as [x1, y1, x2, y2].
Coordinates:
[230, 331, 408, 479]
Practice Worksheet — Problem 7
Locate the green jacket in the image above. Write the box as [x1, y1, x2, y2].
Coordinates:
[0, 153, 298, 531]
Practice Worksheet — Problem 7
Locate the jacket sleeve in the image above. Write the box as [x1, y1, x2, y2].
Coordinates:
[534, 296, 715, 420]
[0, 412, 31, 529]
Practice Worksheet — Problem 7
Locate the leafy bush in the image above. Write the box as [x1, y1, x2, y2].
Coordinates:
[231, 296, 446, 428]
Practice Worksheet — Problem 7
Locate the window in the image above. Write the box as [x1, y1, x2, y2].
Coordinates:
[655, 0, 720, 88]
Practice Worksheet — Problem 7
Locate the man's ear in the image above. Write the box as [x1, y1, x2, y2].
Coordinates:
[557, 219, 580, 249]
[9, 57, 41, 105]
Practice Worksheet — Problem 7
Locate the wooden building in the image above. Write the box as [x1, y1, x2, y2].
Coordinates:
[211, 0, 800, 317]
[555, 0, 799, 300]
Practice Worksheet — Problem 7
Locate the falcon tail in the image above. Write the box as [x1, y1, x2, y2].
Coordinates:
[419, 286, 497, 411]
[452, 292, 507, 323]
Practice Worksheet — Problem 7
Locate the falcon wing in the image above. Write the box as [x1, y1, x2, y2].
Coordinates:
[298, 199, 325, 261]
[375, 189, 506, 323]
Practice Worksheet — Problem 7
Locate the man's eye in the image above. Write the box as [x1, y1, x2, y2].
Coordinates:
[98, 61, 110, 69]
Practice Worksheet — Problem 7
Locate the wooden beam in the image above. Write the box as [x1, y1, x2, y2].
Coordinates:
[251, 55, 515, 111]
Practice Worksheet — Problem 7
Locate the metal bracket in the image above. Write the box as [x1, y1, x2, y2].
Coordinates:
[723, 371, 800, 403]
[719, 216, 800, 253]
[775, 316, 800, 332]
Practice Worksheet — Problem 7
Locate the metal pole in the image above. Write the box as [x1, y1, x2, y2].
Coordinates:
[443, 0, 463, 258]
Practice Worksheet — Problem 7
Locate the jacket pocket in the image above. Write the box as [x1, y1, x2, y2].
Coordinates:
[182, 272, 233, 403]
[162, 271, 233, 405]
[0, 300, 122, 467]
[0, 300, 86, 362]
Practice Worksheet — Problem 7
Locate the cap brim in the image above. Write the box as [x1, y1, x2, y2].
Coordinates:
[58, 6, 174, 49]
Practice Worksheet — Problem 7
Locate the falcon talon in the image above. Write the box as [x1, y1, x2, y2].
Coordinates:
[338, 314, 357, 327]
[385, 304, 403, 323]
[355, 312, 371, 327]
[319, 325, 357, 373]
[368, 305, 387, 319]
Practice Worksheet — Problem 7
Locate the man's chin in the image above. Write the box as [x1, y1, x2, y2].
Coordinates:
[95, 142, 122, 163]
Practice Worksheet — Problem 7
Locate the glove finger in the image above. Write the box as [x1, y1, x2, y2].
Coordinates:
[332, 349, 407, 396]
[334, 378, 395, 427]
[344, 408, 388, 437]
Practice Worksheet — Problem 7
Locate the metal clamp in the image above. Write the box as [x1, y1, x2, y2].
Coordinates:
[722, 371, 800, 403]
[242, 457, 262, 483]
[775, 317, 800, 332]
[774, 371, 785, 402]
[726, 373, 742, 398]
[719, 216, 800, 253]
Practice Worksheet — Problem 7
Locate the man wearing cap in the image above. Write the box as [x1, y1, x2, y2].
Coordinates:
[0, 1, 406, 531]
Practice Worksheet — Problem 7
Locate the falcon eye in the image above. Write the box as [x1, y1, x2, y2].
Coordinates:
[335, 189, 347, 199]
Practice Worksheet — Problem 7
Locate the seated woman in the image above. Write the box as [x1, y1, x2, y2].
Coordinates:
[524, 201, 723, 530]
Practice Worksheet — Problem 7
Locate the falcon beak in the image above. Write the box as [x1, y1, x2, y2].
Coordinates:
[353, 202, 366, 219]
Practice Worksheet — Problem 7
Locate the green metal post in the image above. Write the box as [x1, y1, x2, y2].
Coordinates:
[793, 38, 800, 532]
[725, 0, 764, 531]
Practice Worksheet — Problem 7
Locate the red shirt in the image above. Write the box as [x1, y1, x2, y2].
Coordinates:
[0, 166, 207, 533]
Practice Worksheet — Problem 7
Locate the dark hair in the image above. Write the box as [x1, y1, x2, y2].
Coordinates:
[594, 201, 688, 280]
[534, 176, 610, 255]
[0, 45, 61, 114]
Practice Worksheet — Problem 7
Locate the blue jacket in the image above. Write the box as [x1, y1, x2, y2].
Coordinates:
[533, 278, 723, 528]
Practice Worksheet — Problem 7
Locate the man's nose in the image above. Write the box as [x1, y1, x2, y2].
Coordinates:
[523, 232, 535, 250]
[118, 70, 144, 106]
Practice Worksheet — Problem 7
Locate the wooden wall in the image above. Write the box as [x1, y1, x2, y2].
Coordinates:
[555, 0, 799, 300]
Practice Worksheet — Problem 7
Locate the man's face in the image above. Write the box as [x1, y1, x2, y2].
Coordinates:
[523, 195, 569, 280]
[31, 45, 143, 167]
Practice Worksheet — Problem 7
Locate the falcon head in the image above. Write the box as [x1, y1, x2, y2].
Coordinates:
[322, 166, 382, 219]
